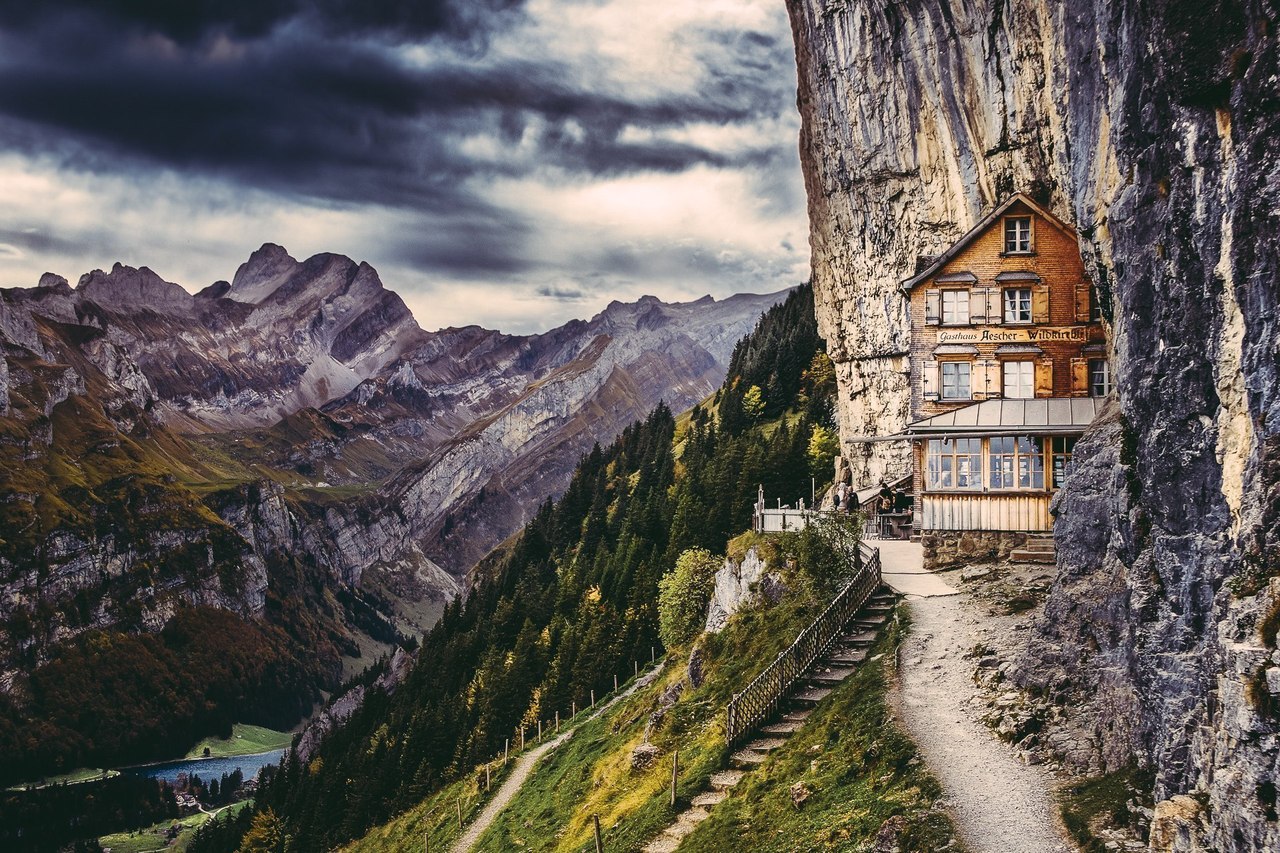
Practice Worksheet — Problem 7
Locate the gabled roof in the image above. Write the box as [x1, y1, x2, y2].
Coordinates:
[901, 193, 1077, 292]
[898, 397, 1101, 438]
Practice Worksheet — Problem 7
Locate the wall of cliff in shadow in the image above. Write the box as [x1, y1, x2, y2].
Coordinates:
[784, 1, 1278, 847]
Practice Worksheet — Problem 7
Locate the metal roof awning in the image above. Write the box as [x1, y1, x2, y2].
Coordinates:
[887, 397, 1102, 439]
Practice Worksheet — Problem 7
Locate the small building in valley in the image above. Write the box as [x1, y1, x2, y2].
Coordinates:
[892, 193, 1110, 548]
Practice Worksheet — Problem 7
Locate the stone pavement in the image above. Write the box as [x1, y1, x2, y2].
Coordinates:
[874, 539, 958, 598]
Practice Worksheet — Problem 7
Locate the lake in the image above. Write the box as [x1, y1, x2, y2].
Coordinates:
[120, 748, 286, 785]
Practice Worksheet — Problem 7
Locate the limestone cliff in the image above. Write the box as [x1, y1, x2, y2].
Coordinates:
[785, 1, 1279, 848]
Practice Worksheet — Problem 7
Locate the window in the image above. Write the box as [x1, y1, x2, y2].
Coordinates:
[989, 436, 1045, 490]
[1051, 437, 1078, 488]
[1089, 359, 1112, 397]
[940, 361, 971, 400]
[941, 289, 970, 325]
[926, 438, 983, 490]
[1004, 216, 1032, 253]
[1089, 287, 1104, 322]
[1002, 361, 1035, 399]
[1003, 287, 1032, 323]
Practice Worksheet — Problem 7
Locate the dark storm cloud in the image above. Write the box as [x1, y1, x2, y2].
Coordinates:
[0, 1, 805, 302]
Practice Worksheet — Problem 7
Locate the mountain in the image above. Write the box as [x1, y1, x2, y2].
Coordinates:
[786, 1, 1278, 848]
[0, 246, 787, 781]
[184, 284, 837, 853]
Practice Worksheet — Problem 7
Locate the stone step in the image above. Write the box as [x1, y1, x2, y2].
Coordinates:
[808, 666, 857, 685]
[663, 810, 708, 841]
[1009, 549, 1056, 564]
[1018, 540, 1056, 552]
[643, 837, 681, 853]
[759, 720, 803, 736]
[825, 649, 869, 667]
[850, 618, 887, 631]
[862, 603, 894, 613]
[781, 708, 813, 723]
[745, 737, 788, 754]
[692, 790, 728, 808]
[730, 749, 768, 769]
[790, 686, 834, 707]
[710, 770, 747, 791]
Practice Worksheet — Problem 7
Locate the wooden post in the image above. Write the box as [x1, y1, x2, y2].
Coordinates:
[555, 710, 560, 733]
[634, 660, 638, 678]
[504, 738, 509, 765]
[520, 726, 525, 751]
[456, 797, 462, 830]
[572, 700, 577, 717]
[425, 832, 429, 853]
[593, 814, 603, 853]
[591, 689, 595, 708]
[485, 763, 490, 791]
[670, 749, 679, 808]
[651, 646, 655, 663]
[614, 674, 618, 692]
[538, 719, 542, 741]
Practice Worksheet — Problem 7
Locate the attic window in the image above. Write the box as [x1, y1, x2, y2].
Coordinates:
[1004, 216, 1033, 253]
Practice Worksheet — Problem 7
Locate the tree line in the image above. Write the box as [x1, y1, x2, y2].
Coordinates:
[189, 283, 835, 852]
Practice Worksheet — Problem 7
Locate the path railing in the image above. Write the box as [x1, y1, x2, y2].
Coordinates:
[724, 543, 882, 747]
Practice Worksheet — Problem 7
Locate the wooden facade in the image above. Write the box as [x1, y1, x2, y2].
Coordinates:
[899, 194, 1110, 533]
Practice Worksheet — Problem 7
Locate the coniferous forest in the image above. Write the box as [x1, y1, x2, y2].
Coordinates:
[188, 283, 834, 852]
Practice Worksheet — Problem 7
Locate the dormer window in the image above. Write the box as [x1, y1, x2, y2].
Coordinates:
[1004, 216, 1033, 253]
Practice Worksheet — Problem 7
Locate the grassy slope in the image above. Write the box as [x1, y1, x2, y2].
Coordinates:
[183, 724, 295, 760]
[100, 800, 253, 853]
[451, 599, 958, 852]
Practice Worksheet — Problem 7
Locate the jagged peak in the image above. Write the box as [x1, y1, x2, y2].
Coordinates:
[76, 263, 195, 316]
[37, 272, 69, 291]
[229, 243, 300, 303]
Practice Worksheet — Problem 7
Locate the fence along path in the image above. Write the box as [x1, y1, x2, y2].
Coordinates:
[725, 543, 882, 745]
[643, 544, 893, 852]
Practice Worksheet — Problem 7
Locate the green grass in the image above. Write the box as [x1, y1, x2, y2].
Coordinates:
[5, 766, 119, 790]
[183, 724, 294, 760]
[99, 800, 252, 853]
[1059, 766, 1154, 853]
[339, 749, 521, 852]
[680, 621, 957, 852]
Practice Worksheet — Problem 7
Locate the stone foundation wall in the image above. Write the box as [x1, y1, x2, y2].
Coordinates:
[921, 530, 1030, 570]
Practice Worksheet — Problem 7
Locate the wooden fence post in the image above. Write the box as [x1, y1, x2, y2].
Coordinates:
[504, 738, 509, 765]
[520, 726, 525, 751]
[614, 674, 618, 692]
[591, 689, 595, 708]
[485, 763, 491, 791]
[555, 710, 560, 733]
[538, 719, 542, 742]
[456, 797, 462, 830]
[593, 814, 603, 852]
[634, 660, 638, 678]
[670, 749, 679, 808]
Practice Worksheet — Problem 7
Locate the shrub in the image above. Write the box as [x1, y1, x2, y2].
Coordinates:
[783, 512, 862, 600]
[658, 548, 722, 649]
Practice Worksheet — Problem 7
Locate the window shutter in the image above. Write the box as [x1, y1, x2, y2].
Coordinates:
[1075, 282, 1092, 323]
[924, 289, 940, 325]
[922, 360, 939, 401]
[1032, 284, 1051, 324]
[971, 359, 999, 400]
[1071, 357, 1089, 396]
[987, 288, 1003, 325]
[1034, 359, 1054, 397]
[985, 360, 1003, 398]
[970, 288, 988, 325]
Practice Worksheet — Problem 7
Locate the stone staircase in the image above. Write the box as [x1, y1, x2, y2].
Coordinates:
[1009, 534, 1056, 564]
[641, 588, 897, 852]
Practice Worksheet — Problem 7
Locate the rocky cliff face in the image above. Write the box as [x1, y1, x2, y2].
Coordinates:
[785, 1, 1279, 848]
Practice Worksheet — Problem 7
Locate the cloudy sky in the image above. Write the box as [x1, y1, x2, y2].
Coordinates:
[0, 0, 807, 334]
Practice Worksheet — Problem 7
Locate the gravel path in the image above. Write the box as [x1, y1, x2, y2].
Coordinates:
[451, 664, 666, 853]
[894, 595, 1074, 853]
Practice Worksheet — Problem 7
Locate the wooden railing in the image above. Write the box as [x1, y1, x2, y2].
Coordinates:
[724, 543, 882, 747]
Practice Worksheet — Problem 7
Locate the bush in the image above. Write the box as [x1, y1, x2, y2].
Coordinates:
[658, 548, 722, 649]
[784, 513, 862, 600]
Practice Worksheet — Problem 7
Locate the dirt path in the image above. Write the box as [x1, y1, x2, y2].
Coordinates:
[893, 593, 1074, 853]
[451, 664, 666, 853]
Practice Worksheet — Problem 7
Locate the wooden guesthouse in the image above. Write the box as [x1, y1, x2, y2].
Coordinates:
[890, 193, 1110, 539]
